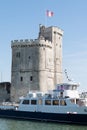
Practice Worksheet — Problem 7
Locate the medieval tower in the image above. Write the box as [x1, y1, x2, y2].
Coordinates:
[11, 25, 63, 102]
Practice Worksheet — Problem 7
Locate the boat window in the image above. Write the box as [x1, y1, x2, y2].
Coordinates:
[76, 99, 79, 104]
[76, 99, 85, 106]
[53, 100, 59, 105]
[31, 100, 37, 105]
[69, 86, 73, 90]
[22, 100, 30, 105]
[65, 85, 73, 90]
[70, 99, 76, 104]
[60, 92, 63, 97]
[65, 85, 69, 90]
[38, 99, 42, 105]
[72, 85, 77, 90]
[45, 100, 51, 105]
[60, 100, 67, 106]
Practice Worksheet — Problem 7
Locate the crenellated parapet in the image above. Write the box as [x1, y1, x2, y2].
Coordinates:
[53, 26, 64, 36]
[11, 38, 52, 48]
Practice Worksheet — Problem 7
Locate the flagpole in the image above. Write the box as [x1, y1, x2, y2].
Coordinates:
[45, 10, 54, 27]
[45, 10, 47, 27]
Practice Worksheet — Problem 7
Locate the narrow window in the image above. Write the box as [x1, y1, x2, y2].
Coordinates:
[30, 76, 33, 81]
[28, 56, 31, 59]
[16, 52, 20, 58]
[20, 77, 23, 82]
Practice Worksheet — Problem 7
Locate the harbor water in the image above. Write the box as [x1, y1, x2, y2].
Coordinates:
[0, 119, 87, 130]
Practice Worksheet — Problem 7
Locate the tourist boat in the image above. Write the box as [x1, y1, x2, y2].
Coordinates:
[0, 82, 87, 125]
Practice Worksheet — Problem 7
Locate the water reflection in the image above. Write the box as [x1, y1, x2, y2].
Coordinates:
[0, 119, 87, 130]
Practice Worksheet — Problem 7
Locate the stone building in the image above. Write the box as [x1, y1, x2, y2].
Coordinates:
[0, 82, 11, 102]
[11, 25, 63, 102]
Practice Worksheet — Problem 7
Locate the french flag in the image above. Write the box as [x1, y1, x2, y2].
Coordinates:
[46, 10, 54, 17]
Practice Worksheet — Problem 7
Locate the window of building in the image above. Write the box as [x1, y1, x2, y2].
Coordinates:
[16, 52, 20, 58]
[45, 37, 50, 41]
[30, 76, 33, 81]
[60, 44, 61, 48]
[22, 100, 30, 105]
[54, 31, 56, 34]
[28, 56, 31, 59]
[20, 77, 23, 82]
[31, 100, 37, 105]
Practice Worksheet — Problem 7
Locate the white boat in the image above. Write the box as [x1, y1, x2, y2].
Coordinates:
[0, 82, 87, 125]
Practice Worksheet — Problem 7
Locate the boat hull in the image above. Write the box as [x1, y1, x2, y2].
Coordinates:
[0, 109, 86, 125]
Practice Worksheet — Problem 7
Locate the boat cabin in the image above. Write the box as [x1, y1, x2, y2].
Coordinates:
[17, 82, 87, 112]
[56, 83, 79, 98]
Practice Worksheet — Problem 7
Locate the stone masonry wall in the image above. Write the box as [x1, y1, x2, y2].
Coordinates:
[11, 25, 63, 102]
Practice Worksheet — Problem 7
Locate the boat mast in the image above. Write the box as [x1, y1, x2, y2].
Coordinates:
[64, 69, 72, 82]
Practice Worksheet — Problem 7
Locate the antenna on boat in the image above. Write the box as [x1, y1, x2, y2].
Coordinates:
[0, 72, 2, 82]
[64, 69, 72, 82]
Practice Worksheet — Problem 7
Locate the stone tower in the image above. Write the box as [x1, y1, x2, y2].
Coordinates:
[11, 25, 63, 102]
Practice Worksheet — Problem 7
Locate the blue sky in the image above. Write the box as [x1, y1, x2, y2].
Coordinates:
[0, 0, 87, 92]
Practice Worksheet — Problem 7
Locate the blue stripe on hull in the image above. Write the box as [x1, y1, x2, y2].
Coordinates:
[0, 110, 86, 125]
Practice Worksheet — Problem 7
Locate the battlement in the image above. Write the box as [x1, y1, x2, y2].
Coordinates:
[52, 26, 64, 36]
[11, 38, 52, 48]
